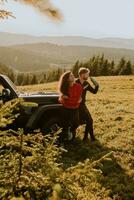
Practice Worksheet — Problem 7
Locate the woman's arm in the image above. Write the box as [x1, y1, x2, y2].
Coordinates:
[61, 94, 69, 99]
[78, 97, 82, 103]
[59, 93, 69, 102]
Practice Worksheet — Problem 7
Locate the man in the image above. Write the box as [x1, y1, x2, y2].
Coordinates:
[76, 67, 99, 142]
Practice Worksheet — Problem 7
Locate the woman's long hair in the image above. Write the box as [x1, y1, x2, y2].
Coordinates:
[58, 71, 71, 96]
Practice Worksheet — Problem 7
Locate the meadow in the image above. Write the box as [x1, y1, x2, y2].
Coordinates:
[0, 75, 133, 200]
[19, 75, 134, 199]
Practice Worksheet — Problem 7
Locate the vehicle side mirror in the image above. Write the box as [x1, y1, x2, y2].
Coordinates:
[2, 88, 11, 98]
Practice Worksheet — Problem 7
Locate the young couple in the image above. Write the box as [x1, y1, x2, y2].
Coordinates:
[59, 67, 99, 142]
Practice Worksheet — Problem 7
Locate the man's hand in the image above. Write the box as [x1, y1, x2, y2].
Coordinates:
[90, 77, 99, 87]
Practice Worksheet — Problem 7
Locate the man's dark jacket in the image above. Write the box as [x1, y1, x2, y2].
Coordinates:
[76, 78, 99, 105]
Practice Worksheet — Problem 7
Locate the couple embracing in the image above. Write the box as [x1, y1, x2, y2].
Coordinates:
[59, 67, 99, 142]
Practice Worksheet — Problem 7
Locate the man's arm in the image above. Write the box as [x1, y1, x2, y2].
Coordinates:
[86, 77, 99, 94]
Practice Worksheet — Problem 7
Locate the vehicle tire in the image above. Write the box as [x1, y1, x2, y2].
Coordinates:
[41, 117, 62, 135]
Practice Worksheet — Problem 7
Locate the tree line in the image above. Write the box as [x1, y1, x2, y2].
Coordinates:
[9, 68, 66, 86]
[72, 55, 133, 77]
[0, 55, 133, 86]
[0, 62, 66, 85]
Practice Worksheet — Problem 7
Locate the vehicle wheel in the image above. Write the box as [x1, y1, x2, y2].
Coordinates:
[41, 117, 62, 134]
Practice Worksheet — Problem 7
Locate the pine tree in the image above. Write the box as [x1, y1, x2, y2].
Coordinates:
[23, 74, 30, 85]
[17, 73, 24, 86]
[31, 74, 38, 85]
[72, 60, 80, 77]
[92, 55, 100, 76]
[101, 59, 109, 76]
[110, 60, 115, 75]
[0, 0, 61, 20]
[119, 60, 132, 75]
[116, 57, 126, 75]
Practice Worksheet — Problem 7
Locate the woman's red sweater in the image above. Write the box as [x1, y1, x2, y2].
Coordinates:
[59, 83, 83, 109]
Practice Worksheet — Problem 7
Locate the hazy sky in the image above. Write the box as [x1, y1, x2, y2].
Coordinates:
[0, 0, 134, 38]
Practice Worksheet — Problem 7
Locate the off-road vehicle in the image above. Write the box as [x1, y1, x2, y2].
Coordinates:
[0, 74, 64, 134]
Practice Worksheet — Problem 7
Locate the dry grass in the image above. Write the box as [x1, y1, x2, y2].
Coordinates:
[18, 75, 134, 199]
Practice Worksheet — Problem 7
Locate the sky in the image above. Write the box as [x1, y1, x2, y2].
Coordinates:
[0, 0, 134, 38]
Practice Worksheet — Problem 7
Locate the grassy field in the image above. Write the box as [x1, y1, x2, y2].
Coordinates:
[18, 76, 134, 199]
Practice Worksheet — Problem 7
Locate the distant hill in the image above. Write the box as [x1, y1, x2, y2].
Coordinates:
[0, 43, 134, 72]
[0, 46, 51, 72]
[1, 32, 134, 50]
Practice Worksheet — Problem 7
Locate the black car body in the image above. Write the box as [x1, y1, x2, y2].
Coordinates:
[0, 74, 64, 133]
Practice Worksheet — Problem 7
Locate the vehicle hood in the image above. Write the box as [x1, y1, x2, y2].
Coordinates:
[19, 92, 60, 105]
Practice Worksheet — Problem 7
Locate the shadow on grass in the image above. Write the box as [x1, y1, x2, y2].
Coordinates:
[60, 137, 134, 200]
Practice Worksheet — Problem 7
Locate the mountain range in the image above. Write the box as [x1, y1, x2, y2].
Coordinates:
[0, 32, 134, 72]
[1, 32, 134, 50]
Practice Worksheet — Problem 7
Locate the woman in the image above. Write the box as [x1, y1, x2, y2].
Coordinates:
[58, 71, 83, 141]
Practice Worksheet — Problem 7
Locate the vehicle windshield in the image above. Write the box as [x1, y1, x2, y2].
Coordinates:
[5, 76, 20, 95]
